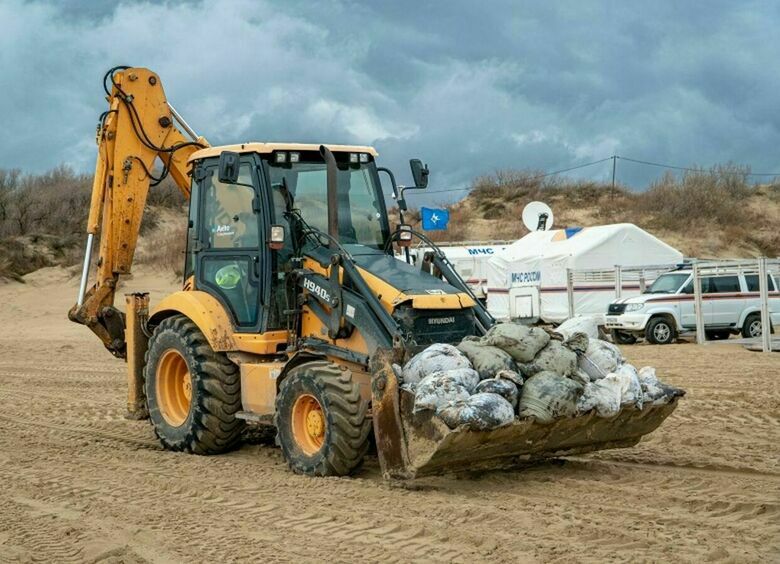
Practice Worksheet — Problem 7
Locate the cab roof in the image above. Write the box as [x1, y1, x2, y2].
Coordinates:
[189, 142, 379, 164]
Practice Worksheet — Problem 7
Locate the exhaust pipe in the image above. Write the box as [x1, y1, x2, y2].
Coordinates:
[319, 145, 339, 250]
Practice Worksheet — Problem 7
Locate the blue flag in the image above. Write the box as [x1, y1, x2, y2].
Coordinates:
[421, 207, 449, 231]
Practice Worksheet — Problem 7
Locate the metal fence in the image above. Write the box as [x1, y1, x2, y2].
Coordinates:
[565, 264, 679, 318]
[691, 258, 779, 353]
[565, 258, 779, 353]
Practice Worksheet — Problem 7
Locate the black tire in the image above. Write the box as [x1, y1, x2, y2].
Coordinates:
[611, 329, 637, 345]
[645, 316, 676, 345]
[275, 361, 371, 476]
[705, 329, 731, 341]
[741, 313, 772, 338]
[144, 315, 244, 454]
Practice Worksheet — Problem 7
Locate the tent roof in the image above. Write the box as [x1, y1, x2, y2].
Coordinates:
[495, 223, 681, 262]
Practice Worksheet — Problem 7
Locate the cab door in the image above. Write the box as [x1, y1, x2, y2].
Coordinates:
[193, 159, 264, 331]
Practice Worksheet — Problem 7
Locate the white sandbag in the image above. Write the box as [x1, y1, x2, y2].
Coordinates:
[438, 393, 515, 431]
[457, 338, 518, 380]
[517, 371, 583, 423]
[577, 375, 622, 417]
[475, 378, 519, 408]
[482, 323, 550, 363]
[613, 364, 643, 409]
[577, 364, 643, 416]
[412, 371, 472, 413]
[555, 316, 600, 340]
[518, 340, 578, 378]
[401, 344, 471, 388]
[638, 366, 684, 405]
[578, 339, 624, 380]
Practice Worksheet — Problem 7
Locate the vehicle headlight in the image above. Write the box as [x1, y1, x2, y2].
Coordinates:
[625, 303, 645, 312]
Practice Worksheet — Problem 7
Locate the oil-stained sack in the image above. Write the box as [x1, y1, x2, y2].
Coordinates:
[438, 393, 515, 431]
[482, 323, 550, 363]
[518, 340, 578, 378]
[401, 344, 471, 388]
[475, 378, 520, 408]
[457, 338, 519, 380]
[412, 371, 472, 413]
[517, 371, 582, 423]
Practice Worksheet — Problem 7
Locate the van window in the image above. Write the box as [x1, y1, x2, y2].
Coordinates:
[706, 276, 740, 293]
[745, 274, 777, 292]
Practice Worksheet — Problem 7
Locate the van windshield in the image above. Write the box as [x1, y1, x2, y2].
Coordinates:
[648, 273, 689, 294]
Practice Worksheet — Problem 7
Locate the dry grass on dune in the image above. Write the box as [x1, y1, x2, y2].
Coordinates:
[409, 165, 780, 258]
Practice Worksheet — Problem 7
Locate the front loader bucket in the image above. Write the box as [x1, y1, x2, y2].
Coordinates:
[370, 349, 681, 480]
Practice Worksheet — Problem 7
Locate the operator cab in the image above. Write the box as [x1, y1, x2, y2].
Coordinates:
[183, 143, 455, 337]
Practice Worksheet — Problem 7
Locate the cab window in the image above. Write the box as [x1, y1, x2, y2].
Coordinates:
[201, 164, 258, 249]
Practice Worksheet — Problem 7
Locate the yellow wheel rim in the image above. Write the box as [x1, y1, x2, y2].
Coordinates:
[291, 394, 325, 455]
[156, 349, 192, 427]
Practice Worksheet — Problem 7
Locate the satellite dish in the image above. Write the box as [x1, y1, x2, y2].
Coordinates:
[522, 201, 554, 231]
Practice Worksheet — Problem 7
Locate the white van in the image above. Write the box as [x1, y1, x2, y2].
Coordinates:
[605, 269, 779, 344]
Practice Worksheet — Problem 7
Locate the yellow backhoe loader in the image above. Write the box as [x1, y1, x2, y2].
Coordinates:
[69, 67, 680, 479]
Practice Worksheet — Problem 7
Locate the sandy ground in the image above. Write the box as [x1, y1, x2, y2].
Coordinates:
[0, 267, 778, 563]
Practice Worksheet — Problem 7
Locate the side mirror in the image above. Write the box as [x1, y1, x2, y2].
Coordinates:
[218, 151, 241, 184]
[410, 159, 429, 189]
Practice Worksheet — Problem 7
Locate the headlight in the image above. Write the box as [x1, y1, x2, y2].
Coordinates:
[625, 303, 645, 312]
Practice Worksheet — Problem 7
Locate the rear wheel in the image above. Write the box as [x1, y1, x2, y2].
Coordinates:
[645, 316, 676, 345]
[144, 316, 244, 454]
[742, 313, 772, 338]
[275, 361, 371, 476]
[611, 330, 637, 345]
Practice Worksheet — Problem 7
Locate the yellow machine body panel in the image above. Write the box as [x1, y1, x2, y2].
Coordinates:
[149, 290, 289, 354]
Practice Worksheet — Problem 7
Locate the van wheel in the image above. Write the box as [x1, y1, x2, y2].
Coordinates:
[645, 317, 675, 345]
[611, 330, 637, 345]
[274, 361, 371, 476]
[742, 313, 772, 338]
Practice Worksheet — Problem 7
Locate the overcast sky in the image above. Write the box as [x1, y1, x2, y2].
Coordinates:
[2, 0, 779, 202]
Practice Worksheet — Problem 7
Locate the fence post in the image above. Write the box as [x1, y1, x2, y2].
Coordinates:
[639, 271, 647, 294]
[693, 261, 706, 344]
[566, 268, 575, 318]
[614, 265, 622, 299]
[758, 257, 772, 353]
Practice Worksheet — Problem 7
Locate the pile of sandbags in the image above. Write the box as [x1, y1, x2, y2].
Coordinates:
[399, 321, 684, 431]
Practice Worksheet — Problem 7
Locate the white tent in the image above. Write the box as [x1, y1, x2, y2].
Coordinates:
[486, 223, 683, 323]
[401, 243, 508, 299]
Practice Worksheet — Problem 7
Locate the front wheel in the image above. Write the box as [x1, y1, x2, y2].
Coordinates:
[611, 330, 637, 345]
[144, 315, 244, 454]
[275, 361, 371, 476]
[645, 317, 676, 345]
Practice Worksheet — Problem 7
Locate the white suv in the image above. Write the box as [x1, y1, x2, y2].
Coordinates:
[605, 269, 779, 344]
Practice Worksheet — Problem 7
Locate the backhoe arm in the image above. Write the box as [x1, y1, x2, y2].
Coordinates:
[68, 67, 209, 357]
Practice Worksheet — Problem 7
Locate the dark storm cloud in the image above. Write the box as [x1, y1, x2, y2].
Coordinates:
[2, 0, 779, 203]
